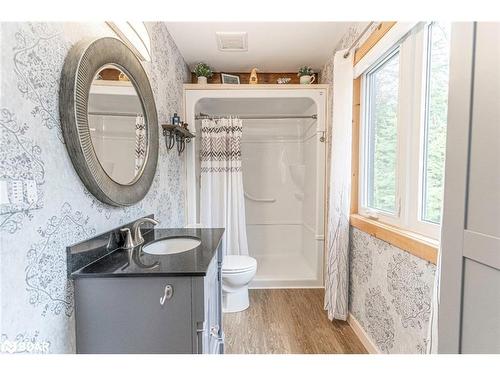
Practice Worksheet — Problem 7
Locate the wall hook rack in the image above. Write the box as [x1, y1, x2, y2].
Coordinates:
[161, 124, 195, 155]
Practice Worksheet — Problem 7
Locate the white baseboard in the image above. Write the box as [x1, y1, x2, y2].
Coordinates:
[347, 313, 380, 354]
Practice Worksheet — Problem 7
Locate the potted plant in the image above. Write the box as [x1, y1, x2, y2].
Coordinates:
[297, 66, 315, 84]
[194, 62, 213, 84]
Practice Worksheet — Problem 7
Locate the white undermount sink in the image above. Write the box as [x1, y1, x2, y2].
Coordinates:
[142, 237, 201, 255]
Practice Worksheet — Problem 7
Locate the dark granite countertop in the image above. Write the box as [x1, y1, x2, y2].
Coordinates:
[70, 228, 224, 279]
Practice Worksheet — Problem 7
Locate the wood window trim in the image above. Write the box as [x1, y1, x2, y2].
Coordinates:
[350, 21, 438, 265]
[350, 214, 438, 264]
[354, 22, 397, 65]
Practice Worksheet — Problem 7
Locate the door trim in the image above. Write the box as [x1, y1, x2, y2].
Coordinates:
[438, 22, 476, 354]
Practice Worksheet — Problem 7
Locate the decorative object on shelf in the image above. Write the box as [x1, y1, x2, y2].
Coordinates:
[172, 113, 180, 125]
[162, 124, 195, 155]
[193, 62, 213, 84]
[249, 68, 258, 84]
[298, 66, 315, 84]
[277, 77, 292, 84]
[221, 73, 240, 84]
[118, 72, 129, 81]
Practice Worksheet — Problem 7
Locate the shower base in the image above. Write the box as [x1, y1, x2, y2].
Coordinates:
[249, 253, 323, 289]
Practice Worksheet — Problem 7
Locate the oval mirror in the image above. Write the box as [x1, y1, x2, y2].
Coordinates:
[88, 65, 147, 185]
[59, 37, 158, 206]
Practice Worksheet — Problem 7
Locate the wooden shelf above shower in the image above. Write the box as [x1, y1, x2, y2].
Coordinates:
[190, 72, 319, 85]
[184, 83, 330, 90]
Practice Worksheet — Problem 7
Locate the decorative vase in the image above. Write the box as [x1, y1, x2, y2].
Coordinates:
[300, 75, 315, 84]
[197, 76, 208, 84]
[249, 68, 258, 84]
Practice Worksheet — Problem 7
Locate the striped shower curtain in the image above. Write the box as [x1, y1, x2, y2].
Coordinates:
[324, 49, 354, 321]
[199, 117, 249, 256]
[135, 114, 146, 172]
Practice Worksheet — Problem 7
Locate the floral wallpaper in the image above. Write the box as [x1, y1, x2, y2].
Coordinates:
[320, 24, 436, 354]
[349, 228, 435, 353]
[0, 22, 190, 353]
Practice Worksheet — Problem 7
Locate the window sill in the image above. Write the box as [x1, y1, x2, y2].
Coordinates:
[350, 214, 438, 264]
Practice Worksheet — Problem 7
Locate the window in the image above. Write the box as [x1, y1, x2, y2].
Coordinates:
[421, 22, 451, 224]
[360, 23, 451, 239]
[365, 49, 400, 214]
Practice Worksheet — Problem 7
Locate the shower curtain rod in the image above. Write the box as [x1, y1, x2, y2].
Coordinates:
[343, 21, 377, 58]
[88, 111, 139, 118]
[195, 113, 317, 120]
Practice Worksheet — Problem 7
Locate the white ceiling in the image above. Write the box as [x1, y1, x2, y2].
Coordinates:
[165, 22, 355, 72]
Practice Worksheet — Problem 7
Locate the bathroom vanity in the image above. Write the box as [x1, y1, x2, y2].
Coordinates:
[68, 224, 224, 354]
[59, 37, 225, 354]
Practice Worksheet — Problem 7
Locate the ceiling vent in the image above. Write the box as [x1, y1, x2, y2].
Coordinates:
[216, 32, 248, 52]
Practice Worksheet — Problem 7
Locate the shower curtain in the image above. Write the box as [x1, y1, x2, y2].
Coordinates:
[135, 114, 146, 172]
[200, 117, 249, 256]
[426, 250, 441, 353]
[324, 49, 354, 321]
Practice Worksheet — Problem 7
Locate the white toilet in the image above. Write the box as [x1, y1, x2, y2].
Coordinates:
[221, 255, 257, 313]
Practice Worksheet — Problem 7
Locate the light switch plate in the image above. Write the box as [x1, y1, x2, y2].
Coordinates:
[24, 179, 38, 204]
[10, 180, 24, 204]
[0, 178, 43, 215]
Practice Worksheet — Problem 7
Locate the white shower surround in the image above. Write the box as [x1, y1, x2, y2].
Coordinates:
[184, 86, 328, 288]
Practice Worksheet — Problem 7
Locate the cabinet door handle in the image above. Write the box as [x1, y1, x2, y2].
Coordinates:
[160, 284, 173, 306]
[210, 325, 220, 338]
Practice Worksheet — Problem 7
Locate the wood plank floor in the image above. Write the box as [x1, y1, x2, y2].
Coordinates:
[223, 289, 367, 354]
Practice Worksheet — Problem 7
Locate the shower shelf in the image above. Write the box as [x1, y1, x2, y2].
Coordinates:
[161, 124, 195, 155]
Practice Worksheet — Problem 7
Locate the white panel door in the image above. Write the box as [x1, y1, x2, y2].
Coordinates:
[439, 22, 500, 354]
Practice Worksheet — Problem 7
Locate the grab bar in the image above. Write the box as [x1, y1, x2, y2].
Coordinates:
[244, 191, 276, 203]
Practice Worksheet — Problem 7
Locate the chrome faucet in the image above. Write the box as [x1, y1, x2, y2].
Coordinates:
[119, 218, 159, 249]
[120, 228, 135, 249]
[132, 217, 159, 246]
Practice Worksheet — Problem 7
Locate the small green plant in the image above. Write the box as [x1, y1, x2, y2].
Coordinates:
[194, 62, 213, 78]
[297, 66, 314, 77]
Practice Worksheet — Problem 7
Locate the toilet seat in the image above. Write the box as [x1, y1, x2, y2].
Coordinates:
[222, 255, 257, 274]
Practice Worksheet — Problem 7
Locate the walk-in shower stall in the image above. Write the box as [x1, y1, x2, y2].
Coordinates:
[184, 87, 327, 288]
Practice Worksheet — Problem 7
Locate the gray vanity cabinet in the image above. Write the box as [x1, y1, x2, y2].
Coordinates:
[193, 255, 224, 354]
[74, 253, 223, 354]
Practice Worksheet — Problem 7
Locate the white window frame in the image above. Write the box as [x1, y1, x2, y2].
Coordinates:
[359, 46, 403, 228]
[359, 23, 445, 240]
[409, 22, 441, 239]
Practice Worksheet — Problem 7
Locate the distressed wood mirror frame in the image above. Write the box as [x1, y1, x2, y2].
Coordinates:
[59, 37, 158, 206]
